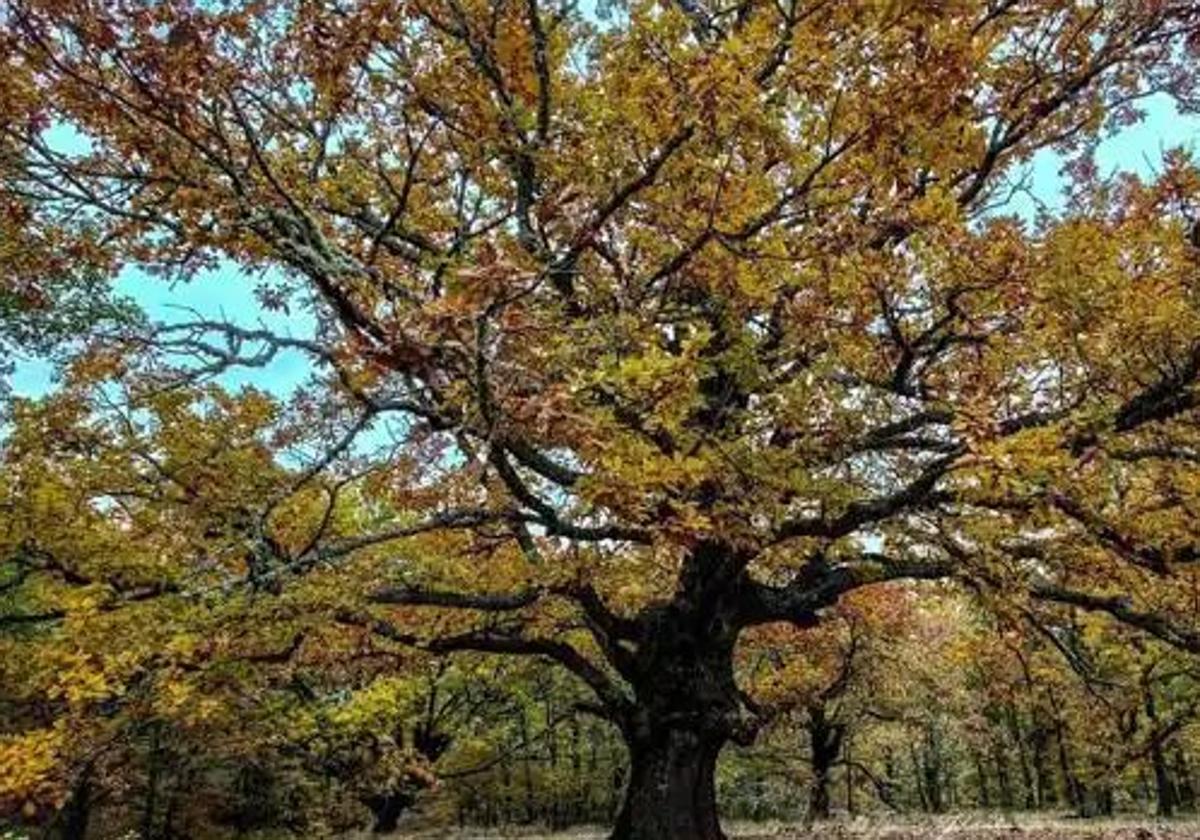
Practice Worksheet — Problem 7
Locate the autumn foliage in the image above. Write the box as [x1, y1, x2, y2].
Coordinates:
[4, 0, 1200, 837]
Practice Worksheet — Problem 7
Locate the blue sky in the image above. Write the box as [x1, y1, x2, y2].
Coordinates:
[1005, 93, 1199, 218]
[9, 265, 317, 398]
[7, 94, 1199, 401]
[7, 122, 317, 399]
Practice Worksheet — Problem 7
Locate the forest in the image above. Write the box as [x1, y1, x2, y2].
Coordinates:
[3, 0, 1200, 837]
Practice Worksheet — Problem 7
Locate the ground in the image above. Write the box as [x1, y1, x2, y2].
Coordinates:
[375, 816, 1200, 839]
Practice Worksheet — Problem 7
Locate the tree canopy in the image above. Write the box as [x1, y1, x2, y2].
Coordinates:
[3, 0, 1200, 837]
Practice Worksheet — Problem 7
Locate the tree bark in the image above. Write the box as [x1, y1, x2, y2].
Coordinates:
[1152, 742, 1176, 817]
[1145, 688, 1177, 817]
[1053, 710, 1082, 810]
[805, 703, 844, 821]
[60, 769, 92, 840]
[143, 723, 163, 840]
[1006, 705, 1035, 809]
[365, 791, 416, 834]
[365, 722, 448, 832]
[606, 556, 756, 840]
[992, 739, 1014, 810]
[1173, 747, 1196, 811]
[1030, 715, 1055, 808]
[971, 750, 990, 808]
[611, 727, 725, 840]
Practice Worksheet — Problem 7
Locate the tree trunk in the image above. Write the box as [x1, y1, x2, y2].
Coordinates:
[845, 737, 855, 816]
[598, 541, 768, 840]
[1030, 716, 1055, 808]
[1006, 705, 1035, 809]
[805, 703, 843, 821]
[611, 727, 725, 840]
[1053, 712, 1082, 810]
[911, 744, 930, 812]
[1152, 743, 1176, 817]
[60, 769, 92, 840]
[607, 587, 754, 840]
[143, 723, 163, 840]
[365, 791, 416, 834]
[1145, 689, 1177, 817]
[1173, 747, 1196, 811]
[992, 739, 1014, 810]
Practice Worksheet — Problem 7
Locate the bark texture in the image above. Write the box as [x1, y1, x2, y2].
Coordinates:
[612, 728, 725, 840]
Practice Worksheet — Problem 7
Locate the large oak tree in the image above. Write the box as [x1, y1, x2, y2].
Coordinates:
[5, 0, 1200, 836]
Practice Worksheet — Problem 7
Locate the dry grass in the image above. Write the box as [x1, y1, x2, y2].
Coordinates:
[381, 814, 1200, 839]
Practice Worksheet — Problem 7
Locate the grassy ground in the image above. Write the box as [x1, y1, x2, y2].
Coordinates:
[381, 815, 1200, 839]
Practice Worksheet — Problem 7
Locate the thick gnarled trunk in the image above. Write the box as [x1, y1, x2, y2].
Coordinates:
[607, 576, 753, 840]
[612, 728, 726, 840]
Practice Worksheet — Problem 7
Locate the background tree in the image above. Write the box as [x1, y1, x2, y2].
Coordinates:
[0, 383, 627, 838]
